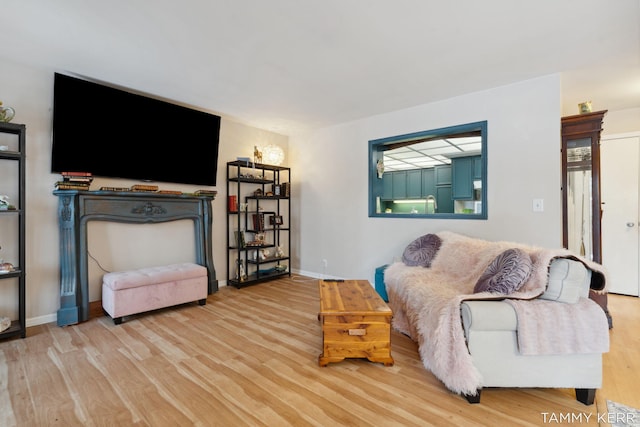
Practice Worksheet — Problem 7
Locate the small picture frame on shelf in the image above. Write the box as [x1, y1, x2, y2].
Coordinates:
[270, 215, 283, 226]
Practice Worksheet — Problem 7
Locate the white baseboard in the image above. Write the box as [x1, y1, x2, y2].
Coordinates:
[27, 313, 57, 327]
[292, 268, 341, 280]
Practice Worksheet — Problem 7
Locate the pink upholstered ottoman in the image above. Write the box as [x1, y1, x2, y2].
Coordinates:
[102, 263, 208, 324]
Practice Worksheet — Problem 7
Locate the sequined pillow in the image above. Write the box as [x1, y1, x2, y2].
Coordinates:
[474, 248, 533, 294]
[402, 234, 442, 268]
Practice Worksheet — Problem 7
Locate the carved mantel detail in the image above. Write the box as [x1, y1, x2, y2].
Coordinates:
[132, 203, 167, 216]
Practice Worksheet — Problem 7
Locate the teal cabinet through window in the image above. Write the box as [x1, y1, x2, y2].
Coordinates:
[452, 155, 482, 200]
[406, 170, 422, 198]
[473, 156, 482, 179]
[434, 165, 453, 212]
[436, 186, 454, 213]
[382, 172, 393, 200]
[392, 171, 407, 199]
[382, 170, 420, 200]
[452, 157, 474, 199]
[422, 168, 436, 198]
[435, 165, 452, 185]
[380, 160, 479, 210]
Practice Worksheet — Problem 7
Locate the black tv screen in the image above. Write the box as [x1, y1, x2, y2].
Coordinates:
[51, 73, 221, 186]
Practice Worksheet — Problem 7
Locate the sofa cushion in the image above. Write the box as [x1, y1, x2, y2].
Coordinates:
[402, 233, 442, 268]
[539, 258, 591, 304]
[474, 248, 533, 294]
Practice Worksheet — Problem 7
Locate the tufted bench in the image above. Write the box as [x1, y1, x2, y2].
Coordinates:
[102, 263, 208, 325]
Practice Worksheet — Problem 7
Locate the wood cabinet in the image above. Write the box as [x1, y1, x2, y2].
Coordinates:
[227, 161, 291, 287]
[561, 110, 611, 327]
[561, 111, 607, 263]
[0, 122, 26, 339]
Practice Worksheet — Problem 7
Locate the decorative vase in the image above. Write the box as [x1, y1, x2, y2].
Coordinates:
[0, 103, 15, 123]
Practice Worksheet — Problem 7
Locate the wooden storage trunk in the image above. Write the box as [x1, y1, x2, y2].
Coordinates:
[318, 279, 394, 366]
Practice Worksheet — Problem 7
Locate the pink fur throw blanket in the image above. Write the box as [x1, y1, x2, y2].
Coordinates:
[384, 231, 609, 396]
[505, 298, 609, 355]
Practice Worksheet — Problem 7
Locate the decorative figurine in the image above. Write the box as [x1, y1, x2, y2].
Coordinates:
[254, 145, 263, 164]
[0, 245, 14, 273]
[275, 246, 284, 258]
[579, 101, 593, 114]
[236, 258, 247, 282]
[377, 159, 385, 178]
[0, 316, 10, 332]
[0, 101, 15, 123]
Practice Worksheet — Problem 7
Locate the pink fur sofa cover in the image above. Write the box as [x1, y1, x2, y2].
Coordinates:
[385, 231, 610, 404]
[102, 263, 208, 324]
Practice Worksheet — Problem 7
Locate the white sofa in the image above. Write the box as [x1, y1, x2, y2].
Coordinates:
[384, 231, 610, 404]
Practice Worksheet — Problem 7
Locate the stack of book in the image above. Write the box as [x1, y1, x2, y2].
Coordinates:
[54, 172, 93, 190]
[130, 184, 159, 192]
[234, 229, 246, 248]
[99, 186, 131, 192]
[194, 189, 218, 198]
[281, 182, 290, 197]
[252, 213, 265, 231]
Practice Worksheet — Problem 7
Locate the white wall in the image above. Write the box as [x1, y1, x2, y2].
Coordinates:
[289, 75, 564, 283]
[602, 107, 640, 136]
[1, 55, 635, 326]
[0, 58, 288, 326]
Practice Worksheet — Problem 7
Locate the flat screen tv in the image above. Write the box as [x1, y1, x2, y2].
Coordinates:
[51, 72, 221, 186]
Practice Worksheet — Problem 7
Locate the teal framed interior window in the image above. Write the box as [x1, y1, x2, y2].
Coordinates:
[368, 121, 487, 219]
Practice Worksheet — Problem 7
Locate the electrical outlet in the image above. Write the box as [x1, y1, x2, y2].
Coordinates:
[532, 198, 544, 212]
[322, 259, 328, 268]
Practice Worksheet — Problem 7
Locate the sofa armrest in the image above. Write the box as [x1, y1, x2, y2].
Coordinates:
[462, 259, 592, 339]
[540, 258, 591, 304]
[461, 301, 518, 339]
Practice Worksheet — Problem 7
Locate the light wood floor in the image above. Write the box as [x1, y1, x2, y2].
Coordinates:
[1, 275, 638, 426]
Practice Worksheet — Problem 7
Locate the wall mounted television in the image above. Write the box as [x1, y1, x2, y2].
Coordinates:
[51, 72, 221, 186]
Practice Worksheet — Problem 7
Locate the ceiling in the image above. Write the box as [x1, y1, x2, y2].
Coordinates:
[383, 137, 482, 171]
[1, 1, 638, 135]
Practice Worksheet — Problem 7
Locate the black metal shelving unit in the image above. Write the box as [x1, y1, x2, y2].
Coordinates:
[226, 160, 291, 287]
[0, 122, 26, 339]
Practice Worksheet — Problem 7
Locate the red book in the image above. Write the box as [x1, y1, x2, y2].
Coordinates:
[61, 171, 93, 177]
[228, 195, 238, 212]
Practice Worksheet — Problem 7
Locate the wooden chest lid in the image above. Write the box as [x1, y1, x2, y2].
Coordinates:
[318, 279, 392, 316]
